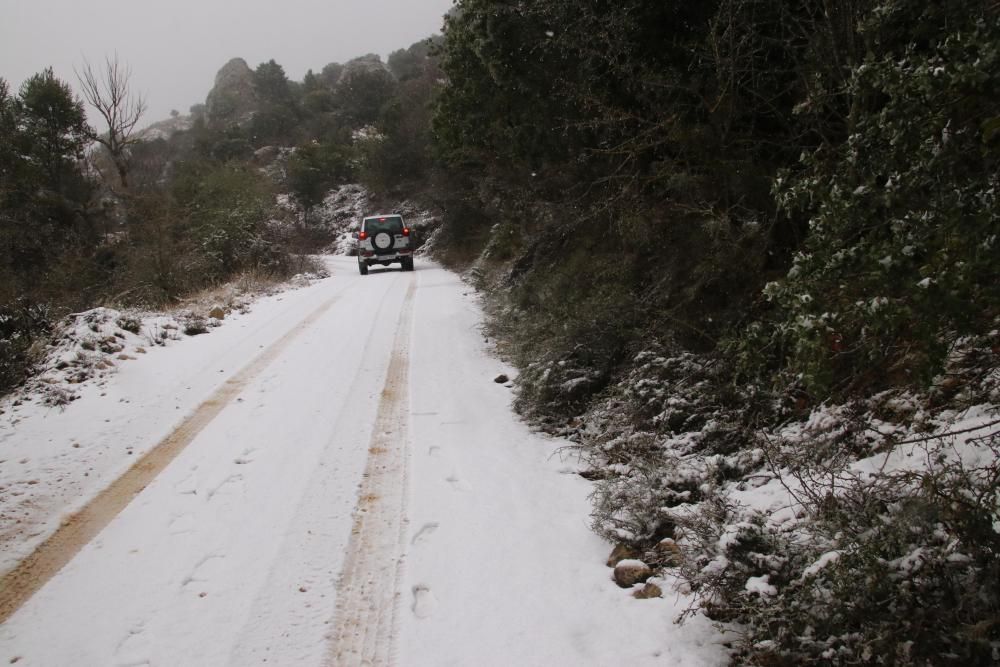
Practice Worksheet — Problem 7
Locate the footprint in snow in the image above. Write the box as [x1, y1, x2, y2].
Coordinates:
[234, 447, 256, 465]
[114, 621, 152, 667]
[411, 585, 438, 619]
[410, 522, 439, 545]
[181, 553, 226, 589]
[207, 473, 244, 500]
[173, 467, 199, 495]
[446, 470, 473, 492]
[168, 512, 195, 535]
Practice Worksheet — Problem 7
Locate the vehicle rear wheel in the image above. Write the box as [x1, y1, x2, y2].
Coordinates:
[358, 261, 368, 276]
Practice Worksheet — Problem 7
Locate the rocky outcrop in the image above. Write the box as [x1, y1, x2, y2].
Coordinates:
[205, 58, 259, 128]
[338, 54, 393, 82]
[140, 114, 194, 142]
[254, 146, 295, 184]
[334, 55, 396, 124]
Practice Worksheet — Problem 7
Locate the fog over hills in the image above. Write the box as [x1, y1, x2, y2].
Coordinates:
[1, 0, 453, 123]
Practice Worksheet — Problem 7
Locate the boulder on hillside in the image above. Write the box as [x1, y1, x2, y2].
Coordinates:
[338, 54, 393, 82]
[253, 145, 282, 166]
[335, 55, 396, 124]
[205, 57, 260, 128]
[140, 114, 194, 142]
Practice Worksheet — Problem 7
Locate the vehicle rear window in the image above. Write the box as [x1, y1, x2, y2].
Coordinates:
[363, 216, 403, 235]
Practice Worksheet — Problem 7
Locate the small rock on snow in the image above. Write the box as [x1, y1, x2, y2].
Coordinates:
[606, 543, 641, 568]
[654, 538, 683, 567]
[633, 582, 663, 599]
[613, 559, 653, 588]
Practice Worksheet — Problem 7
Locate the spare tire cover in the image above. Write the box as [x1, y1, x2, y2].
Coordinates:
[373, 231, 394, 253]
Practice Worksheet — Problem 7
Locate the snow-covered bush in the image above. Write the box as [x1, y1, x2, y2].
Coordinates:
[514, 352, 608, 424]
[671, 403, 1000, 665]
[561, 326, 1000, 664]
[581, 344, 772, 548]
[0, 299, 52, 393]
[759, 0, 1000, 398]
[489, 249, 643, 424]
[449, 1, 1000, 661]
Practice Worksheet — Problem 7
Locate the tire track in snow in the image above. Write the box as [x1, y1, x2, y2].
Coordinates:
[225, 269, 409, 664]
[326, 278, 415, 667]
[0, 290, 345, 623]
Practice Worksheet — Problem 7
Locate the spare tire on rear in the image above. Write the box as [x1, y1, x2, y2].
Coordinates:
[373, 231, 394, 254]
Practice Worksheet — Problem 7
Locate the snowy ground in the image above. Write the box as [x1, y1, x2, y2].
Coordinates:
[0, 257, 728, 666]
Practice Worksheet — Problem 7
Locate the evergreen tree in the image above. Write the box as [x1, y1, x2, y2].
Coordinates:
[250, 60, 299, 145]
[1, 69, 93, 287]
[287, 141, 353, 218]
[333, 58, 396, 125]
[254, 60, 293, 105]
[0, 79, 20, 201]
[302, 69, 320, 94]
[318, 62, 344, 90]
[16, 68, 90, 191]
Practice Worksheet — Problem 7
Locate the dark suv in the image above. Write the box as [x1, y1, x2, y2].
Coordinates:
[354, 214, 414, 275]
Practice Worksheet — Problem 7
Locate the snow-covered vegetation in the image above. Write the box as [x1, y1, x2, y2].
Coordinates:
[1, 41, 442, 396]
[3, 0, 998, 662]
[3, 271, 327, 409]
[430, 0, 1000, 662]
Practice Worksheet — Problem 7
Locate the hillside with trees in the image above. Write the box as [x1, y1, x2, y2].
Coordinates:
[426, 0, 999, 663]
[1, 43, 443, 395]
[1, 0, 998, 662]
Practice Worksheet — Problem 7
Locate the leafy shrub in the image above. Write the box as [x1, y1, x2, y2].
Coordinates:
[172, 161, 282, 280]
[115, 312, 142, 334]
[515, 351, 610, 425]
[666, 404, 1000, 665]
[0, 299, 52, 393]
[760, 0, 1000, 398]
[287, 140, 354, 212]
[181, 315, 208, 336]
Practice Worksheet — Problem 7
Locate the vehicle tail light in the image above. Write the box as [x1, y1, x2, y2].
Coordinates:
[359, 231, 367, 240]
[402, 228, 410, 237]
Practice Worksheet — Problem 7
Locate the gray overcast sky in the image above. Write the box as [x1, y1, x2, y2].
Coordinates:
[1, 0, 454, 124]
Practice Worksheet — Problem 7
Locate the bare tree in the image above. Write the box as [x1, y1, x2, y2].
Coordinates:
[77, 54, 146, 189]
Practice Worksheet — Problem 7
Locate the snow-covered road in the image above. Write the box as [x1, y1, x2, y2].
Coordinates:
[0, 257, 726, 665]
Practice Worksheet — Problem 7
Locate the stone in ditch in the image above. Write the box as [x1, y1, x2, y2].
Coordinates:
[606, 543, 641, 568]
[655, 538, 683, 566]
[614, 559, 653, 588]
[633, 582, 663, 599]
[494, 374, 509, 384]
